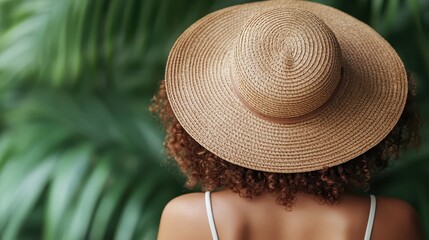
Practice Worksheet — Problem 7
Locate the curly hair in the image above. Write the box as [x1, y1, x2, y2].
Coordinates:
[150, 76, 420, 209]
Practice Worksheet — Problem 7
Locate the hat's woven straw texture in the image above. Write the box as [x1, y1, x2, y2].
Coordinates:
[165, 0, 407, 173]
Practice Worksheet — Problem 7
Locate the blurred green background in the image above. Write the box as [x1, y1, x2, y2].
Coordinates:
[0, 0, 427, 239]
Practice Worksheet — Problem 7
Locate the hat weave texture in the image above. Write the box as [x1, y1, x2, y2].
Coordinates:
[165, 0, 408, 173]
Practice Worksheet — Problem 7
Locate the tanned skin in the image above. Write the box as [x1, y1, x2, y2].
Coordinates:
[158, 189, 423, 240]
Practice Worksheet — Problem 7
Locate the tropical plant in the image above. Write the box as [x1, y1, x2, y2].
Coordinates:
[0, 0, 427, 239]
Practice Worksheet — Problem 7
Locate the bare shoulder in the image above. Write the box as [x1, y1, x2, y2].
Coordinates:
[373, 196, 423, 240]
[162, 192, 206, 217]
[157, 192, 210, 240]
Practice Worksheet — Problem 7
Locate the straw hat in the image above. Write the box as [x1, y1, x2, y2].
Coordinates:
[165, 0, 408, 173]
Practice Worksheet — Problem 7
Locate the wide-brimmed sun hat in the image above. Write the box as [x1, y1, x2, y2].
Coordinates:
[165, 0, 408, 173]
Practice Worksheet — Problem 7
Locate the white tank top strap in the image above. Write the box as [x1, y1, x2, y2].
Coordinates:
[205, 191, 219, 240]
[364, 194, 377, 240]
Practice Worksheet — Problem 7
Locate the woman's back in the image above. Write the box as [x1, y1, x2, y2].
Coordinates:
[158, 190, 422, 240]
[153, 1, 423, 239]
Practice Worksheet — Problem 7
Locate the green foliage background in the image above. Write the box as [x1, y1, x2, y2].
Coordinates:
[0, 0, 427, 239]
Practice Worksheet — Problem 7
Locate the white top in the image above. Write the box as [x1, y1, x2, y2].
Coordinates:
[205, 191, 377, 240]
[205, 191, 219, 240]
[365, 194, 377, 240]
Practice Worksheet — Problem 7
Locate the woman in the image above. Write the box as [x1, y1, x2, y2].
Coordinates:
[153, 0, 423, 239]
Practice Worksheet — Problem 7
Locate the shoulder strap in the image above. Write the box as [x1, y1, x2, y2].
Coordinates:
[205, 191, 219, 240]
[364, 194, 376, 240]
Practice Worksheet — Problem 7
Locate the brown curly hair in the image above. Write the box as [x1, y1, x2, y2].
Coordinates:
[150, 75, 420, 209]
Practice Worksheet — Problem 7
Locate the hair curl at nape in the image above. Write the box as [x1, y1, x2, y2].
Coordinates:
[150, 76, 420, 209]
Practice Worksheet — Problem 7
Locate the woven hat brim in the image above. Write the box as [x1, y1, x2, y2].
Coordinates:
[165, 1, 407, 173]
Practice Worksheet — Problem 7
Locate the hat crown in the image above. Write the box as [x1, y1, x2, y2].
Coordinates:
[233, 8, 342, 119]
